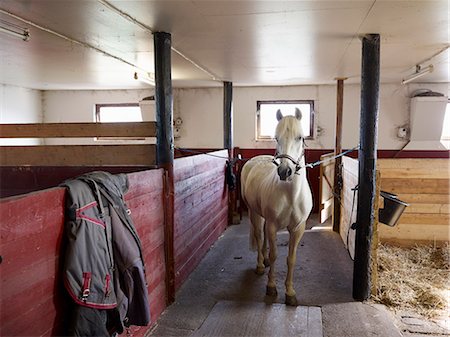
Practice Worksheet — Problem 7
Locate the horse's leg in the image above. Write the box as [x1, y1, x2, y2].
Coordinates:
[250, 210, 265, 275]
[285, 224, 305, 306]
[266, 223, 278, 297]
[263, 222, 270, 267]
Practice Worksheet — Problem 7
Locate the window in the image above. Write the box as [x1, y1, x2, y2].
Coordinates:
[256, 100, 314, 140]
[95, 103, 143, 140]
[441, 101, 450, 140]
[95, 103, 142, 123]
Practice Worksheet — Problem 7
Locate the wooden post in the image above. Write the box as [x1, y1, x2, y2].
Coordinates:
[223, 81, 234, 224]
[154, 31, 175, 304]
[353, 34, 380, 301]
[333, 78, 346, 232]
[223, 81, 233, 154]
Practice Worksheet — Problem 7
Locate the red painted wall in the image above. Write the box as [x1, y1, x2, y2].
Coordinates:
[0, 166, 153, 199]
[173, 150, 229, 290]
[0, 169, 166, 337]
[235, 148, 449, 214]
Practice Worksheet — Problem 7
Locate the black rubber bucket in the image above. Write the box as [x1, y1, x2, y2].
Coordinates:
[379, 191, 409, 227]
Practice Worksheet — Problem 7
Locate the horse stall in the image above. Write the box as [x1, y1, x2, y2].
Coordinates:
[320, 154, 450, 295]
[0, 122, 229, 336]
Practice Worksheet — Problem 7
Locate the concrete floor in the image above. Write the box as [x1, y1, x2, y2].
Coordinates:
[147, 215, 404, 337]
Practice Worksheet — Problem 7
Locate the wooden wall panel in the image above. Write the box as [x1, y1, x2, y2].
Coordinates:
[0, 169, 166, 337]
[173, 150, 229, 290]
[1, 144, 156, 166]
[378, 158, 450, 246]
[0, 122, 156, 138]
[319, 153, 334, 223]
[340, 156, 359, 259]
[125, 169, 167, 327]
[0, 188, 67, 337]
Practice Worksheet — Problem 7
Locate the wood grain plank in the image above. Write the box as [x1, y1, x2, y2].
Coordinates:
[394, 193, 449, 204]
[1, 144, 156, 166]
[190, 301, 322, 337]
[174, 179, 226, 237]
[398, 213, 450, 225]
[174, 204, 227, 264]
[381, 178, 449, 194]
[126, 169, 164, 199]
[378, 158, 450, 170]
[402, 203, 450, 214]
[379, 223, 450, 242]
[379, 168, 449, 179]
[175, 209, 228, 290]
[0, 122, 156, 138]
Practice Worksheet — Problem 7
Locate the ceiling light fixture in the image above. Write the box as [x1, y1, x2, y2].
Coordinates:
[0, 24, 29, 41]
[134, 72, 155, 86]
[401, 64, 434, 85]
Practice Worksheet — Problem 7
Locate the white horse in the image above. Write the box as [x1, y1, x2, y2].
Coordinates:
[241, 108, 313, 306]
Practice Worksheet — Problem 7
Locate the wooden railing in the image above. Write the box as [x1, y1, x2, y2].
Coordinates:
[0, 122, 157, 166]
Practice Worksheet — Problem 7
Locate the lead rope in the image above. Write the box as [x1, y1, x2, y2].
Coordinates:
[175, 145, 360, 170]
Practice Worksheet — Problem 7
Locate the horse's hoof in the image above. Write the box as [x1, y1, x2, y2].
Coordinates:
[266, 286, 278, 297]
[255, 266, 265, 275]
[263, 258, 270, 267]
[285, 294, 298, 306]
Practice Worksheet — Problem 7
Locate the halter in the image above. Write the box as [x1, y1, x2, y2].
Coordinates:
[272, 154, 302, 172]
[272, 139, 306, 174]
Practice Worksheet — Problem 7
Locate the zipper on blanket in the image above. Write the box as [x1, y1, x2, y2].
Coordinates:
[81, 272, 92, 302]
[104, 274, 111, 297]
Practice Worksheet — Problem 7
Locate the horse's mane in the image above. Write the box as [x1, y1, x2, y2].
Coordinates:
[275, 116, 304, 139]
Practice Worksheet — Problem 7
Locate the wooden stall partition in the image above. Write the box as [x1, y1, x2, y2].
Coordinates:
[318, 152, 334, 223]
[0, 121, 157, 166]
[377, 158, 450, 246]
[340, 156, 359, 259]
[124, 169, 167, 336]
[340, 156, 380, 294]
[0, 188, 67, 337]
[173, 150, 229, 290]
[0, 168, 167, 337]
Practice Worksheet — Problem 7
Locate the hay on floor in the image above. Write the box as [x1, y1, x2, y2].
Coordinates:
[373, 243, 450, 318]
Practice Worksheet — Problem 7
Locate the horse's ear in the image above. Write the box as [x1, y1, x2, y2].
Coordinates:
[276, 109, 283, 121]
[295, 108, 302, 120]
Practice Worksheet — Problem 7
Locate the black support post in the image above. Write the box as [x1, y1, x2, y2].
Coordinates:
[154, 31, 175, 304]
[223, 81, 233, 153]
[353, 34, 380, 301]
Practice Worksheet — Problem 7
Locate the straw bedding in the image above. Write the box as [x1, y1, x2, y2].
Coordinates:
[373, 243, 450, 318]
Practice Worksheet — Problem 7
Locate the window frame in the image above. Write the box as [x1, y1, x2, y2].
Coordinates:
[94, 103, 143, 140]
[442, 100, 450, 141]
[256, 100, 315, 141]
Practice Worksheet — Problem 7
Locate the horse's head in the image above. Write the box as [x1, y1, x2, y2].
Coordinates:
[274, 108, 306, 181]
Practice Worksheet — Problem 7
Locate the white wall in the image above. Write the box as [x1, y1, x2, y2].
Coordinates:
[43, 89, 154, 144]
[0, 84, 43, 145]
[175, 83, 448, 150]
[40, 83, 448, 150]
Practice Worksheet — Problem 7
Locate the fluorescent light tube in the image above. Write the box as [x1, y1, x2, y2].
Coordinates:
[0, 26, 29, 41]
[401, 65, 434, 85]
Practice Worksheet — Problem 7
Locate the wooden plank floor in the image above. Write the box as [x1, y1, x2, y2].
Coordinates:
[191, 300, 323, 337]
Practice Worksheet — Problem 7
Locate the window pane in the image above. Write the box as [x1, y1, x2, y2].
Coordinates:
[259, 102, 312, 138]
[98, 106, 142, 122]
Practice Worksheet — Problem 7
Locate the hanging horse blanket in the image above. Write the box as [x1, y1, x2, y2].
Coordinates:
[62, 171, 150, 335]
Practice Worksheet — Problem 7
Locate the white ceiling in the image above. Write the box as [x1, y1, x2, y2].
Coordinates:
[0, 0, 448, 90]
